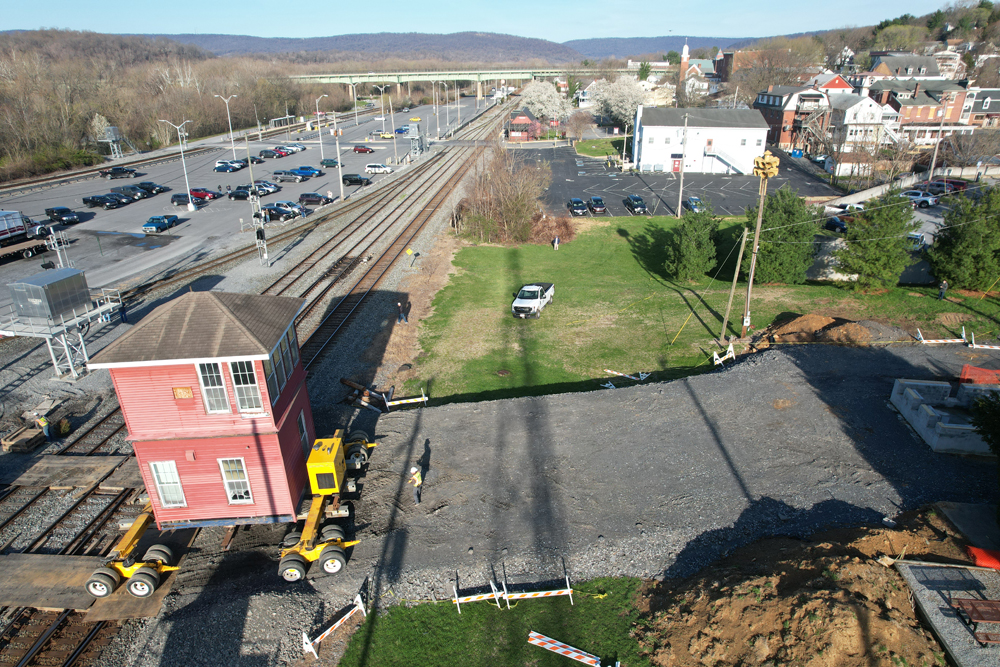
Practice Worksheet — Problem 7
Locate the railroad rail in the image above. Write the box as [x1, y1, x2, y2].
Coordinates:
[54, 409, 128, 457]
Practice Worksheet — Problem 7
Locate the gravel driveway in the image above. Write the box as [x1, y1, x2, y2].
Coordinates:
[103, 343, 1000, 666]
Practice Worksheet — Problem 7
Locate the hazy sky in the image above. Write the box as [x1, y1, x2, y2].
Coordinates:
[10, 0, 947, 42]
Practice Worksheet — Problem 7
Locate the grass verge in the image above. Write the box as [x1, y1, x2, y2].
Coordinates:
[575, 137, 628, 158]
[338, 577, 647, 667]
[404, 215, 1000, 403]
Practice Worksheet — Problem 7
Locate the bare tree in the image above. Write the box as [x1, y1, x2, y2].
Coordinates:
[565, 110, 594, 144]
[945, 130, 1000, 166]
[726, 37, 823, 106]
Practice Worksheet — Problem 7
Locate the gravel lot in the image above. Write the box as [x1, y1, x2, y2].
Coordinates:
[95, 341, 998, 666]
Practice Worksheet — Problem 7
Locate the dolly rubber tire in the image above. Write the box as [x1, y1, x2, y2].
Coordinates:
[282, 531, 302, 548]
[318, 546, 347, 574]
[144, 544, 174, 566]
[321, 525, 345, 541]
[279, 554, 308, 582]
[127, 568, 160, 598]
[345, 444, 368, 466]
[85, 568, 121, 598]
[346, 429, 372, 445]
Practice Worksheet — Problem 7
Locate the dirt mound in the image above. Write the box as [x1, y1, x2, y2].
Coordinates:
[637, 508, 965, 667]
[765, 314, 910, 345]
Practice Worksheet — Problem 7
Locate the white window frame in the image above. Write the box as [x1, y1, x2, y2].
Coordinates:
[297, 410, 310, 457]
[984, 98, 992, 110]
[229, 360, 264, 413]
[149, 461, 186, 508]
[263, 325, 301, 404]
[218, 457, 253, 505]
[197, 362, 230, 414]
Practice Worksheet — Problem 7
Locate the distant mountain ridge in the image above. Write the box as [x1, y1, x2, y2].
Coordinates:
[562, 36, 745, 59]
[136, 32, 584, 63]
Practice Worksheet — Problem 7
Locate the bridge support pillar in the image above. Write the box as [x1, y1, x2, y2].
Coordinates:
[476, 81, 483, 100]
[407, 81, 411, 97]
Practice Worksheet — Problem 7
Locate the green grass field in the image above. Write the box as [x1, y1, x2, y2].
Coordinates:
[338, 578, 647, 667]
[575, 137, 628, 158]
[404, 216, 1000, 403]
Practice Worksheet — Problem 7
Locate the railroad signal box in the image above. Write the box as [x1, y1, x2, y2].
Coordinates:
[88, 291, 316, 530]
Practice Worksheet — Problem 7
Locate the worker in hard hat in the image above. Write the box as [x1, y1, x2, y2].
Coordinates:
[408, 466, 422, 505]
[34, 412, 50, 441]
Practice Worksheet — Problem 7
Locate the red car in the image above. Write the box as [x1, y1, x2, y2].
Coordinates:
[353, 145, 374, 153]
[937, 178, 968, 192]
[190, 188, 222, 200]
[270, 147, 291, 157]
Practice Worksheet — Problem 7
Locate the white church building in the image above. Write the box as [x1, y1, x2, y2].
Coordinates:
[631, 106, 770, 174]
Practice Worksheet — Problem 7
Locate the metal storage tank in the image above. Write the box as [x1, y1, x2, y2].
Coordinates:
[9, 268, 91, 323]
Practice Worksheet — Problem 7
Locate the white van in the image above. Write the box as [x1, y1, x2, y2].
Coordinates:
[365, 164, 393, 174]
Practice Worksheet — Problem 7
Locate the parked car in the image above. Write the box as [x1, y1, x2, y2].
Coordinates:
[99, 166, 138, 179]
[567, 198, 588, 216]
[285, 143, 306, 151]
[364, 164, 392, 174]
[379, 132, 395, 139]
[136, 181, 167, 194]
[261, 204, 296, 222]
[142, 215, 179, 234]
[105, 192, 133, 206]
[353, 145, 375, 153]
[907, 232, 927, 251]
[342, 174, 372, 186]
[587, 196, 607, 213]
[271, 170, 305, 183]
[936, 178, 968, 192]
[259, 149, 283, 159]
[298, 192, 333, 205]
[922, 181, 955, 196]
[274, 201, 306, 216]
[251, 181, 280, 194]
[171, 194, 204, 207]
[214, 163, 240, 172]
[394, 126, 408, 134]
[810, 154, 829, 165]
[824, 216, 849, 233]
[289, 166, 322, 177]
[190, 188, 222, 200]
[228, 189, 253, 201]
[215, 160, 244, 170]
[44, 207, 80, 224]
[511, 283, 554, 319]
[374, 116, 386, 121]
[235, 156, 264, 166]
[623, 194, 648, 215]
[111, 185, 149, 200]
[409, 117, 421, 122]
[320, 158, 340, 167]
[82, 194, 120, 210]
[900, 190, 939, 208]
[275, 145, 302, 153]
[684, 196, 705, 212]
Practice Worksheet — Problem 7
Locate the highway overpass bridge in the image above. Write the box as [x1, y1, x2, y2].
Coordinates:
[290, 68, 633, 98]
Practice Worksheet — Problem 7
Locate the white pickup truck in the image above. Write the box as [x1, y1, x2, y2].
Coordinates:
[511, 283, 554, 319]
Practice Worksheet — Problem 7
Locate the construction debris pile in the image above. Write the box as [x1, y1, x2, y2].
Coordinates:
[760, 314, 913, 346]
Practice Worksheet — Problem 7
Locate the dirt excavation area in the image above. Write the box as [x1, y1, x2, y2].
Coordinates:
[761, 313, 914, 345]
[637, 508, 962, 667]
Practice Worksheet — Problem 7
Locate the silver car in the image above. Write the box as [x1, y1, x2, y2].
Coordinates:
[900, 190, 939, 208]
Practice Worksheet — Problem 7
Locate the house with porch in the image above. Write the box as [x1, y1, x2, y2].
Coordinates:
[505, 107, 538, 141]
[632, 106, 768, 174]
[752, 85, 831, 151]
[88, 291, 315, 530]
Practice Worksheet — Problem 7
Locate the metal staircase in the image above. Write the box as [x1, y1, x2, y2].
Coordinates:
[703, 147, 746, 174]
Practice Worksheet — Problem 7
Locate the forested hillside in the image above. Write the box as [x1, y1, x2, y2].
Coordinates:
[562, 36, 739, 59]
[138, 32, 583, 63]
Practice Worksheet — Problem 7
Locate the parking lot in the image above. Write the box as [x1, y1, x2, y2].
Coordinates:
[0, 98, 482, 307]
[529, 146, 842, 218]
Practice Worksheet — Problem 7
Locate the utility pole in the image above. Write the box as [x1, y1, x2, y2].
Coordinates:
[741, 151, 780, 337]
[315, 94, 328, 161]
[928, 92, 952, 186]
[675, 113, 689, 218]
[720, 228, 749, 340]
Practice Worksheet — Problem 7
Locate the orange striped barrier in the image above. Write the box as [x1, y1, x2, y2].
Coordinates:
[970, 332, 1000, 350]
[452, 580, 502, 613]
[302, 593, 366, 659]
[501, 575, 574, 609]
[527, 631, 600, 666]
[917, 327, 966, 344]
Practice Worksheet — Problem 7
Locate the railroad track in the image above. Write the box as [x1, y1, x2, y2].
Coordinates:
[55, 410, 127, 457]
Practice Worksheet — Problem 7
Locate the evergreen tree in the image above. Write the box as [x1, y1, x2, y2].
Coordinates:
[926, 188, 1000, 290]
[970, 392, 1000, 525]
[741, 189, 817, 284]
[665, 207, 719, 281]
[833, 192, 919, 291]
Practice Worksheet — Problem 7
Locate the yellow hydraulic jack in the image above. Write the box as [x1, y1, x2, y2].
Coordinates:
[85, 503, 179, 598]
[277, 429, 376, 582]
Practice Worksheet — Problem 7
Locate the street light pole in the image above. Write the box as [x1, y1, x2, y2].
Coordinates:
[456, 82, 461, 125]
[315, 94, 328, 161]
[329, 103, 345, 202]
[214, 94, 238, 160]
[433, 82, 441, 139]
[348, 83, 360, 126]
[387, 95, 398, 163]
[374, 84, 389, 134]
[928, 92, 952, 186]
[159, 119, 195, 212]
[443, 83, 450, 135]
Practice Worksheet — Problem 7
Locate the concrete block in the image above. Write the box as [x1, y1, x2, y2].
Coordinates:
[956, 383, 1000, 408]
[933, 422, 993, 455]
[918, 403, 940, 430]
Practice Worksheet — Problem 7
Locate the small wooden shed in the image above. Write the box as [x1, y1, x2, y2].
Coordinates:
[89, 291, 315, 529]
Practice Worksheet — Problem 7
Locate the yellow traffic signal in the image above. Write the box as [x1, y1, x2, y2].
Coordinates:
[753, 151, 780, 178]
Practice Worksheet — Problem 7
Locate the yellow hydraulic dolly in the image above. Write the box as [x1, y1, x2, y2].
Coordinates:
[84, 503, 179, 598]
[277, 429, 377, 582]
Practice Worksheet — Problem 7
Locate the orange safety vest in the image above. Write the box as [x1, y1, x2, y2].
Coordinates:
[410, 471, 422, 487]
[36, 416, 48, 427]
